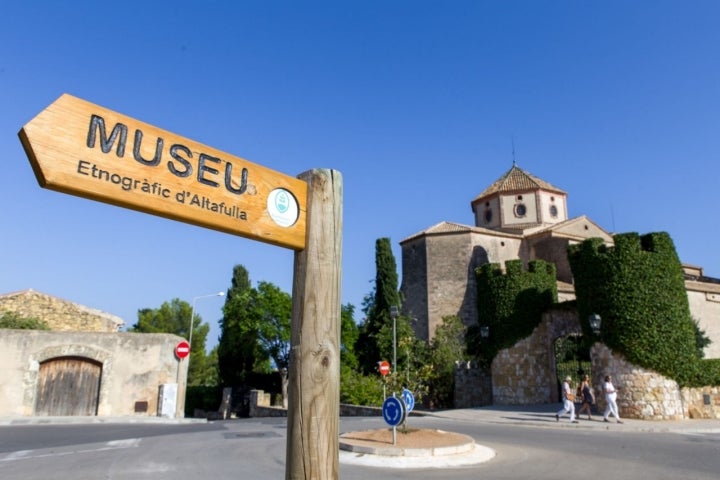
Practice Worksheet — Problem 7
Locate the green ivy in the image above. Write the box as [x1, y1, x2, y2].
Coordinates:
[568, 232, 718, 387]
[470, 259, 557, 365]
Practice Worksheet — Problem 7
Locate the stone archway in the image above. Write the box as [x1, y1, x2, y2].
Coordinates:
[553, 334, 592, 399]
[490, 307, 582, 405]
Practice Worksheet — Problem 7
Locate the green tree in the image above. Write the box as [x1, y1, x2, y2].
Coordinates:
[425, 315, 468, 408]
[240, 281, 292, 370]
[340, 303, 359, 370]
[217, 265, 260, 385]
[0, 312, 49, 330]
[376, 313, 429, 399]
[130, 298, 211, 386]
[356, 237, 401, 373]
[218, 265, 294, 384]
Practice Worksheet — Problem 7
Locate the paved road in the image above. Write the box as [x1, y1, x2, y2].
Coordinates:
[0, 406, 718, 479]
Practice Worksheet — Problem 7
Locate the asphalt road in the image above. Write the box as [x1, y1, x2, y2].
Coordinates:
[0, 416, 718, 479]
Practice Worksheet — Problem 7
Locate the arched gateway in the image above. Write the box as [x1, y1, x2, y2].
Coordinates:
[488, 307, 587, 405]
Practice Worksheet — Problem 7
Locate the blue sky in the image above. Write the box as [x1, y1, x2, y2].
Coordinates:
[2, 1, 719, 352]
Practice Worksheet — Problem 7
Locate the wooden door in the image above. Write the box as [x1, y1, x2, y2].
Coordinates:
[35, 356, 102, 416]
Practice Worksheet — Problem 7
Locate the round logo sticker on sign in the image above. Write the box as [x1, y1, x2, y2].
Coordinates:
[267, 188, 299, 227]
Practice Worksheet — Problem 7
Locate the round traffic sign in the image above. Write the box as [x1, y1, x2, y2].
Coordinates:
[175, 340, 191, 359]
[401, 388, 415, 413]
[378, 360, 391, 376]
[382, 396, 406, 427]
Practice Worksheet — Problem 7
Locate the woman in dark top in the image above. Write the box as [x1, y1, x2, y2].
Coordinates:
[577, 374, 595, 420]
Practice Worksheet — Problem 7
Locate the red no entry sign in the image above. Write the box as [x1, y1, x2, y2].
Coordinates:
[379, 360, 391, 376]
[175, 340, 191, 359]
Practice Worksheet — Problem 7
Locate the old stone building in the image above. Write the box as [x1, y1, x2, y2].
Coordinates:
[0, 289, 124, 332]
[400, 163, 720, 419]
[399, 163, 720, 359]
[0, 289, 188, 418]
[400, 163, 611, 341]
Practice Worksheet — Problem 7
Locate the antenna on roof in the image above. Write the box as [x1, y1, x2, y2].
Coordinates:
[511, 136, 517, 166]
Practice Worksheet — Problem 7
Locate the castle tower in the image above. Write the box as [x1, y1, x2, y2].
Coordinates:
[400, 163, 612, 342]
[470, 163, 568, 233]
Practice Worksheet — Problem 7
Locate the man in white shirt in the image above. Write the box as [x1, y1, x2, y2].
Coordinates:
[603, 374, 623, 423]
[555, 375, 578, 423]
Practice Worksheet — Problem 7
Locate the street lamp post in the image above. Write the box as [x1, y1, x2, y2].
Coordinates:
[480, 325, 490, 339]
[389, 306, 399, 379]
[189, 291, 225, 348]
[589, 314, 602, 336]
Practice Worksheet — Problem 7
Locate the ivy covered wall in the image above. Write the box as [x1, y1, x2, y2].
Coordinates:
[471, 259, 557, 365]
[568, 232, 720, 387]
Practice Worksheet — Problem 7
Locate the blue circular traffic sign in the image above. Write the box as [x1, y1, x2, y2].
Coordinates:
[401, 388, 415, 413]
[382, 396, 406, 427]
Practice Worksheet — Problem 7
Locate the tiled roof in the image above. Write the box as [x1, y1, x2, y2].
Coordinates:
[400, 221, 523, 244]
[473, 164, 566, 202]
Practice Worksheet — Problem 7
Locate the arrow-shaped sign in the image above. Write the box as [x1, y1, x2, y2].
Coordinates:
[19, 94, 307, 250]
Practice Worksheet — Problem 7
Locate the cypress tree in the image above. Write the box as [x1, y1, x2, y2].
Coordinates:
[217, 265, 259, 385]
[356, 238, 401, 373]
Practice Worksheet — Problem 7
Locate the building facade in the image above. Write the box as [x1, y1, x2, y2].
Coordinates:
[400, 164, 720, 359]
[0, 289, 188, 418]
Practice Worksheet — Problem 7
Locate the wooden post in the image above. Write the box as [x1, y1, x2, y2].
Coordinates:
[286, 169, 342, 479]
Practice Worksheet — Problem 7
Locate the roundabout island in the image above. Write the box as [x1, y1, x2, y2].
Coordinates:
[339, 427, 496, 469]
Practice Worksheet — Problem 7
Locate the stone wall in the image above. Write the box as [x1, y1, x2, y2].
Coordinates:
[591, 343, 720, 420]
[456, 326, 720, 420]
[0, 289, 124, 332]
[682, 386, 720, 419]
[248, 389, 287, 418]
[490, 307, 580, 405]
[400, 228, 523, 342]
[0, 329, 186, 418]
[454, 361, 492, 408]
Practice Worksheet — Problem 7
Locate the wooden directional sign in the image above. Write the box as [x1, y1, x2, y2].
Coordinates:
[19, 94, 307, 250]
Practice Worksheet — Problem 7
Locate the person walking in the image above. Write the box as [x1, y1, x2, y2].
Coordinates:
[577, 374, 595, 420]
[555, 375, 578, 423]
[602, 374, 623, 423]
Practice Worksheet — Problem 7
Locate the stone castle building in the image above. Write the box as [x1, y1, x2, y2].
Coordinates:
[399, 163, 720, 419]
[399, 163, 720, 358]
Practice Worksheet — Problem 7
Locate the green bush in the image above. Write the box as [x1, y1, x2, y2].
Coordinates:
[0, 312, 49, 330]
[340, 365, 384, 406]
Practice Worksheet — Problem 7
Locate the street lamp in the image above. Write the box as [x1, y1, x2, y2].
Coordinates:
[189, 291, 225, 348]
[589, 314, 601, 336]
[480, 325, 490, 339]
[389, 305, 399, 377]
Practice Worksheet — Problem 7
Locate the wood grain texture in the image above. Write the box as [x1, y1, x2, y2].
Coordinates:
[286, 169, 342, 479]
[19, 94, 307, 250]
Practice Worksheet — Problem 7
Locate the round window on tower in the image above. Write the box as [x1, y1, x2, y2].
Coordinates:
[514, 203, 527, 217]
